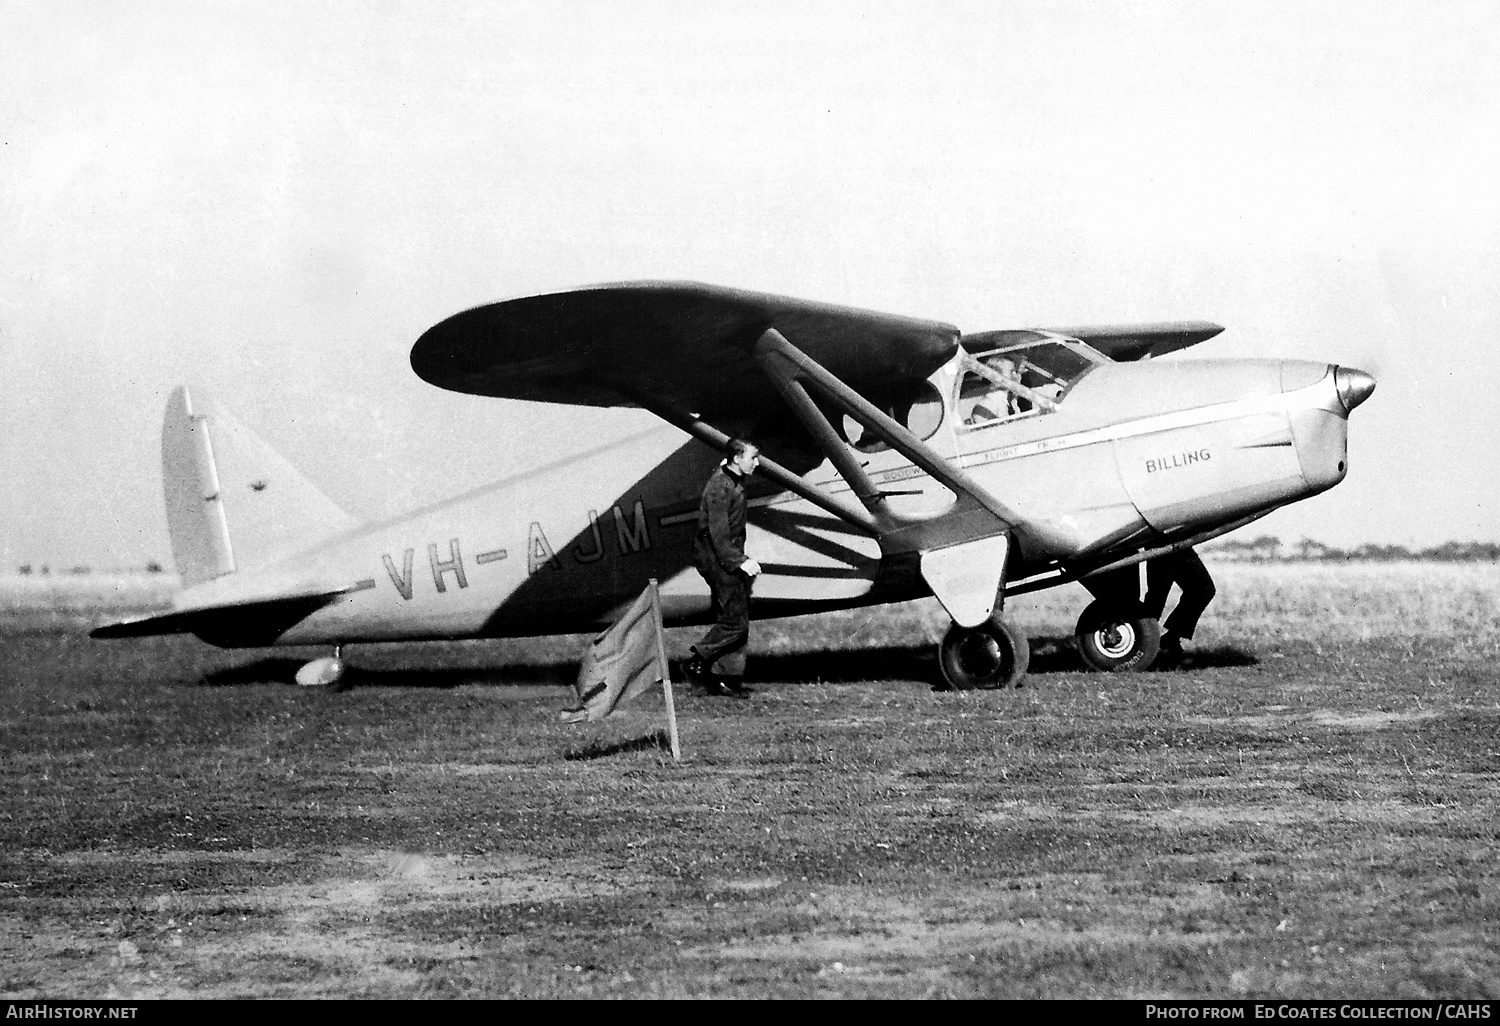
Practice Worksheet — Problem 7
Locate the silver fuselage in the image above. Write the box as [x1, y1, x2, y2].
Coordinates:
[180, 352, 1358, 647]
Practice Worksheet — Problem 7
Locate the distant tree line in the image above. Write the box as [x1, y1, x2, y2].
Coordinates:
[15, 561, 166, 575]
[1202, 535, 1500, 563]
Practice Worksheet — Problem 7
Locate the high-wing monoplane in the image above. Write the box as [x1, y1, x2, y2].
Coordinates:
[94, 282, 1375, 689]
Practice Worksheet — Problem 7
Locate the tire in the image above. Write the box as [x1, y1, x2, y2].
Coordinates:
[295, 656, 346, 689]
[1075, 600, 1160, 672]
[938, 616, 1030, 690]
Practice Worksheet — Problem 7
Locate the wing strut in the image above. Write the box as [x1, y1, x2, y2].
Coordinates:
[613, 380, 881, 536]
[751, 328, 1021, 627]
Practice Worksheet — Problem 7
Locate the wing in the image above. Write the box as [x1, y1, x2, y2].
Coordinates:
[410, 281, 960, 418]
[963, 321, 1225, 362]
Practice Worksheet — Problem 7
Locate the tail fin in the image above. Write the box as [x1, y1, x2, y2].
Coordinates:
[162, 386, 360, 587]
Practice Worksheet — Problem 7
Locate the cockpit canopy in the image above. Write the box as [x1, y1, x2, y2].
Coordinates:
[840, 332, 1111, 452]
[955, 334, 1107, 429]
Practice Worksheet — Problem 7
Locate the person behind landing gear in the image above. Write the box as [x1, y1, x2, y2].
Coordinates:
[685, 439, 761, 697]
[1143, 547, 1217, 667]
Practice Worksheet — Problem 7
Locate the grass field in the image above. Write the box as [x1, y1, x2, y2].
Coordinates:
[1, 562, 1496, 998]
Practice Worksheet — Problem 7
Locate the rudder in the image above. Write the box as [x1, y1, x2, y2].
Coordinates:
[162, 386, 359, 586]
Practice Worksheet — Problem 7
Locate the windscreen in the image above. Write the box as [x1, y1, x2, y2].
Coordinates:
[955, 338, 1104, 429]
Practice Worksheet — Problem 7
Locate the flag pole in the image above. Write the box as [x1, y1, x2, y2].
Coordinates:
[648, 579, 681, 763]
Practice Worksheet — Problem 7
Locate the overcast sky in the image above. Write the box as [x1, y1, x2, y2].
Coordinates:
[3, 0, 1497, 570]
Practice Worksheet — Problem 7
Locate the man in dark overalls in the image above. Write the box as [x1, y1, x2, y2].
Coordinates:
[685, 439, 761, 697]
[1144, 546, 1217, 666]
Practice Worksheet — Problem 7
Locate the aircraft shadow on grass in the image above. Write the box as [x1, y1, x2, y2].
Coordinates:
[1023, 637, 1259, 675]
[198, 657, 577, 689]
[198, 639, 1256, 690]
[1158, 644, 1259, 671]
[741, 638, 1257, 686]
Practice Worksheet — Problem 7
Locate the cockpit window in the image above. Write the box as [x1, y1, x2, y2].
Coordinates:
[955, 337, 1104, 429]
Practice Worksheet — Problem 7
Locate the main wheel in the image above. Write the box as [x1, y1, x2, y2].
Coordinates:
[1075, 600, 1160, 672]
[938, 616, 1030, 690]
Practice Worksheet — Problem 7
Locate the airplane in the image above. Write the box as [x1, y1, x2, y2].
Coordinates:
[93, 281, 1376, 691]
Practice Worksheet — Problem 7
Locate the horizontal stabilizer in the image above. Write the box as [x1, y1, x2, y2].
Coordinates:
[90, 583, 358, 646]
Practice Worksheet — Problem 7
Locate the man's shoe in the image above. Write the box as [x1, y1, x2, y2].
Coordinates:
[721, 677, 752, 696]
[1155, 634, 1183, 669]
[700, 677, 736, 698]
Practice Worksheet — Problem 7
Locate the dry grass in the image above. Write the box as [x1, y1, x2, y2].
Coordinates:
[1, 562, 1496, 998]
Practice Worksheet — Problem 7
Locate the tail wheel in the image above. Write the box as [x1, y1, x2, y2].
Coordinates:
[1075, 600, 1160, 672]
[295, 656, 346, 689]
[938, 616, 1030, 690]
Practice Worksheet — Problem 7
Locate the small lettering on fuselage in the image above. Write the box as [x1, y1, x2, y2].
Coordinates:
[573, 510, 605, 563]
[528, 522, 561, 574]
[1146, 449, 1212, 474]
[613, 499, 651, 554]
[428, 538, 468, 593]
[383, 549, 415, 600]
[376, 497, 658, 600]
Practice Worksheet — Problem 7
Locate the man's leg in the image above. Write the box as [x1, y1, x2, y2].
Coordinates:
[692, 568, 751, 691]
[1161, 548, 1215, 640]
[1143, 556, 1177, 621]
[685, 582, 720, 685]
[1145, 550, 1187, 666]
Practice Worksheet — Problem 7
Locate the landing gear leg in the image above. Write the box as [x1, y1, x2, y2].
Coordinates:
[1075, 601, 1160, 672]
[296, 643, 346, 689]
[938, 615, 1030, 690]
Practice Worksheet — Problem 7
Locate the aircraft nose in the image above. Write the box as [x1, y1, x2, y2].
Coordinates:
[1333, 366, 1376, 414]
